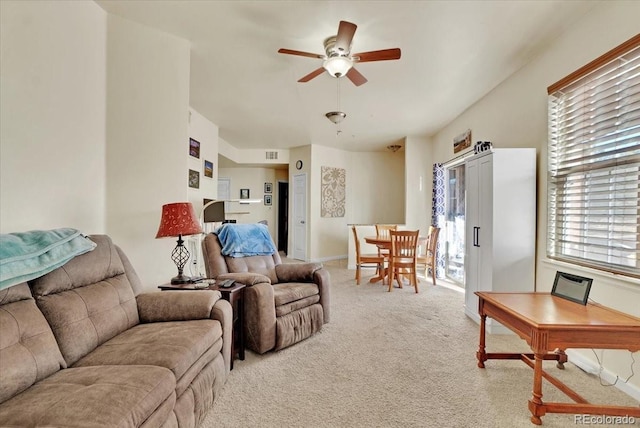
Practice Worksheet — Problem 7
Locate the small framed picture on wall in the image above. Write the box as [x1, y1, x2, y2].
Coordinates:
[240, 188, 250, 199]
[188, 169, 200, 189]
[264, 182, 272, 193]
[189, 138, 200, 159]
[264, 195, 272, 206]
[204, 160, 213, 178]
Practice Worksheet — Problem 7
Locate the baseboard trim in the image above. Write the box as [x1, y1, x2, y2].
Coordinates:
[312, 255, 348, 263]
[566, 350, 640, 402]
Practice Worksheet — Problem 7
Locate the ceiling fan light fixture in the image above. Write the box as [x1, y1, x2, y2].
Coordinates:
[326, 111, 346, 124]
[323, 56, 353, 78]
[387, 144, 402, 152]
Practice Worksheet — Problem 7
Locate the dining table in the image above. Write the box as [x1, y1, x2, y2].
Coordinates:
[364, 235, 428, 284]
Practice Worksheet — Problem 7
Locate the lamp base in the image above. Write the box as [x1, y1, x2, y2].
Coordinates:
[170, 274, 192, 285]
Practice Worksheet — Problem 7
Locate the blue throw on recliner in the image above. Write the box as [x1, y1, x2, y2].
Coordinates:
[214, 223, 276, 257]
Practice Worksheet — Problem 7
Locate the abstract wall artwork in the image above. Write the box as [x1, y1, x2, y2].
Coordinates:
[321, 166, 345, 217]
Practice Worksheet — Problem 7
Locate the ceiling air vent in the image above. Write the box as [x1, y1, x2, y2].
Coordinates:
[265, 151, 278, 160]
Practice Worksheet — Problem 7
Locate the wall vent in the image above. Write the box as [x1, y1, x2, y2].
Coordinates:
[265, 151, 278, 160]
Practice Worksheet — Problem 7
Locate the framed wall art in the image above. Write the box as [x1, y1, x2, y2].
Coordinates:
[264, 182, 272, 193]
[188, 169, 200, 189]
[453, 129, 472, 154]
[189, 138, 200, 159]
[240, 188, 250, 199]
[204, 160, 213, 178]
[264, 195, 272, 206]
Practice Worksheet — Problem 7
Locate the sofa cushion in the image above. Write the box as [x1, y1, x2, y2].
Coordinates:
[272, 282, 319, 306]
[224, 254, 278, 284]
[73, 319, 222, 395]
[0, 365, 175, 427]
[275, 295, 320, 317]
[0, 283, 66, 403]
[30, 235, 140, 366]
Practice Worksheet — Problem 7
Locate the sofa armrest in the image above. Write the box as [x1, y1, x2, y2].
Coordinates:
[275, 262, 323, 283]
[244, 282, 277, 354]
[314, 268, 331, 323]
[216, 272, 271, 286]
[137, 290, 221, 322]
[210, 297, 233, 374]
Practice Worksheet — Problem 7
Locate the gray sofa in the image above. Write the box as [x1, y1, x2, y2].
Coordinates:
[202, 232, 330, 354]
[0, 235, 232, 427]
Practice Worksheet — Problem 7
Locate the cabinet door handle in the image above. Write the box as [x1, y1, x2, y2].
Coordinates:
[473, 227, 480, 247]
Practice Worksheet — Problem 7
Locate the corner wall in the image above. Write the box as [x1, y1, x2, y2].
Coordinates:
[0, 1, 107, 234]
[105, 13, 191, 290]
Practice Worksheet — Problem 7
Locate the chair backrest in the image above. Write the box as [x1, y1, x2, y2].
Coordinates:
[426, 226, 441, 258]
[375, 224, 397, 240]
[351, 226, 362, 263]
[390, 230, 419, 260]
[202, 233, 281, 284]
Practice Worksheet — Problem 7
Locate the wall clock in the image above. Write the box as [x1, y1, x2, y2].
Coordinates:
[296, 160, 303, 170]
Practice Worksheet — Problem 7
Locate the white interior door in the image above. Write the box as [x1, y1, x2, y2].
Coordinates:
[217, 177, 231, 212]
[292, 173, 307, 261]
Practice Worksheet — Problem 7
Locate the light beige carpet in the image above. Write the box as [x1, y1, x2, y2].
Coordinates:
[201, 261, 639, 428]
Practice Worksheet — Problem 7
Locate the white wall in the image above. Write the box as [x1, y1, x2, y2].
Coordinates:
[404, 136, 432, 235]
[0, 0, 107, 234]
[188, 108, 219, 210]
[217, 166, 279, 238]
[430, 1, 640, 398]
[105, 13, 191, 290]
[348, 150, 405, 225]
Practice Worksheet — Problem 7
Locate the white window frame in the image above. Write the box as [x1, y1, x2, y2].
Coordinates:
[547, 34, 640, 279]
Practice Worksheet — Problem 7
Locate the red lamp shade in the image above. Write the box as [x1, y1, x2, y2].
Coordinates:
[155, 202, 203, 238]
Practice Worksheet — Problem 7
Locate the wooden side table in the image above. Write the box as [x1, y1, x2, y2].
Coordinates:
[158, 281, 246, 370]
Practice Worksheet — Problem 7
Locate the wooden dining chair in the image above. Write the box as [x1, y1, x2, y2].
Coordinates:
[351, 226, 386, 285]
[387, 229, 420, 293]
[374, 224, 397, 259]
[417, 226, 440, 286]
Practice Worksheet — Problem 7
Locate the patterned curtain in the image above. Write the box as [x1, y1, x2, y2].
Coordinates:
[431, 163, 445, 278]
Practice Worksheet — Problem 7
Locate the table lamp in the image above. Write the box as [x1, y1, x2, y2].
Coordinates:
[155, 202, 203, 284]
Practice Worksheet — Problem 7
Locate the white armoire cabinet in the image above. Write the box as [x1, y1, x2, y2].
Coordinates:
[464, 148, 536, 333]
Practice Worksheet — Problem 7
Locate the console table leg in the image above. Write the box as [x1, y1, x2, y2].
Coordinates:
[554, 348, 567, 369]
[529, 352, 545, 425]
[477, 314, 487, 368]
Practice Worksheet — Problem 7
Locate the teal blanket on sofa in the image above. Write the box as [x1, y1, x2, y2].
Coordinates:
[0, 228, 96, 290]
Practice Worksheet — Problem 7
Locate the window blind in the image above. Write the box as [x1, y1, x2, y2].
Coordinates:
[547, 35, 640, 278]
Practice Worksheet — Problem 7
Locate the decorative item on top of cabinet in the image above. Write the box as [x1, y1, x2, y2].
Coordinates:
[464, 148, 536, 333]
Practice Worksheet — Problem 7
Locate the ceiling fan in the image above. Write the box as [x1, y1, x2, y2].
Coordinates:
[278, 20, 401, 87]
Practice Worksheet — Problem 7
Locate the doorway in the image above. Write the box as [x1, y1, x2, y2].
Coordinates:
[277, 181, 288, 253]
[444, 162, 466, 286]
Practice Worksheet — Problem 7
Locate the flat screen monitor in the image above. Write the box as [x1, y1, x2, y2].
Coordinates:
[202, 199, 225, 223]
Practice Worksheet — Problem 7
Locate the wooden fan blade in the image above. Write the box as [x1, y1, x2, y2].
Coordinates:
[278, 48, 324, 59]
[346, 67, 368, 86]
[353, 48, 401, 63]
[335, 21, 357, 53]
[298, 67, 326, 83]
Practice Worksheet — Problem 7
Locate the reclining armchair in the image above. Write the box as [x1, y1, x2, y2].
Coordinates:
[202, 227, 330, 354]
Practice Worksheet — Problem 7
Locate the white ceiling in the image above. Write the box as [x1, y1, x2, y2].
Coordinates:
[96, 0, 599, 153]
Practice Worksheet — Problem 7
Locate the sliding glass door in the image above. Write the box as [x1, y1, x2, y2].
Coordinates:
[444, 163, 466, 286]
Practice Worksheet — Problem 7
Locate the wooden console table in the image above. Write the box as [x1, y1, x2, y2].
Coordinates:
[476, 292, 640, 425]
